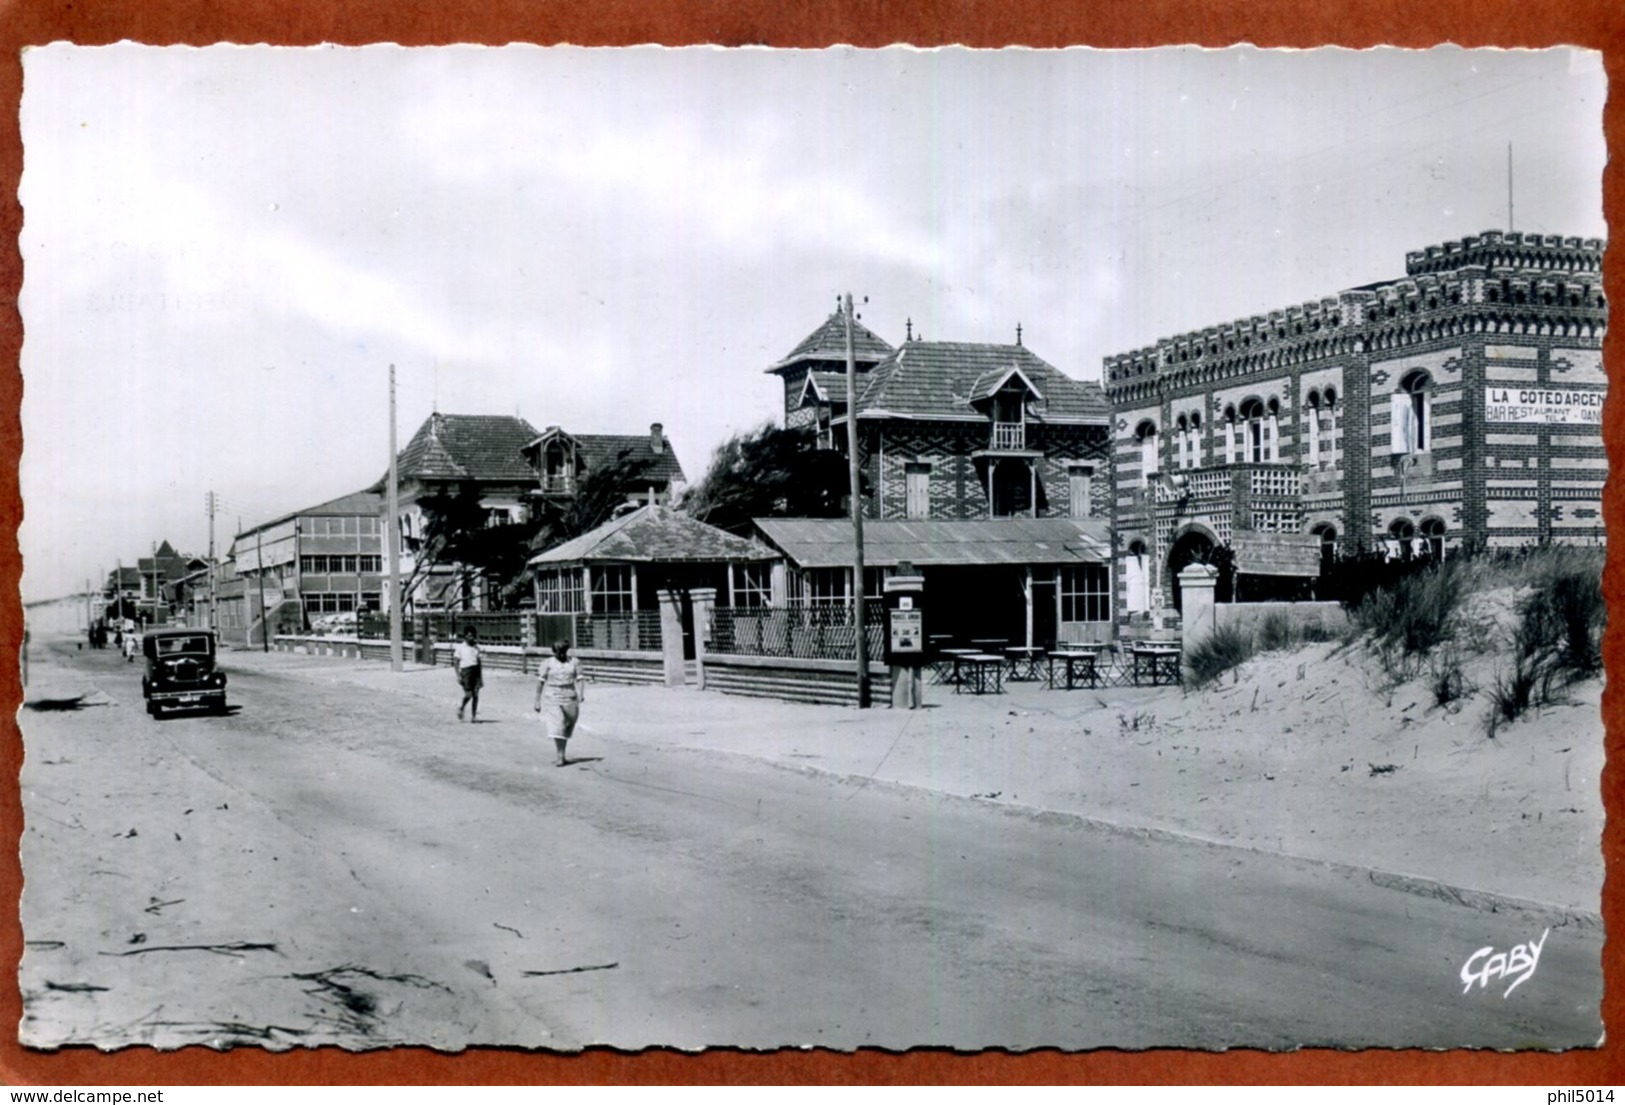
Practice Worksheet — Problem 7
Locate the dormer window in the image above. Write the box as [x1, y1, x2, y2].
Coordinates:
[543, 442, 575, 494]
[971, 366, 1042, 452]
[991, 388, 1026, 449]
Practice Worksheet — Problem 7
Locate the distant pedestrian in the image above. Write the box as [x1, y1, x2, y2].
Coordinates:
[454, 627, 483, 722]
[534, 638, 585, 766]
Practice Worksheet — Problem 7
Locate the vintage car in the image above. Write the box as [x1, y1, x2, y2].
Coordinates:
[140, 628, 228, 716]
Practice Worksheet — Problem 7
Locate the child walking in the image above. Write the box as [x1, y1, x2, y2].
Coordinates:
[454, 627, 483, 722]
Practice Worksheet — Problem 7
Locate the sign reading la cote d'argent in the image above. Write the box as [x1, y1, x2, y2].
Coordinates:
[1484, 386, 1603, 425]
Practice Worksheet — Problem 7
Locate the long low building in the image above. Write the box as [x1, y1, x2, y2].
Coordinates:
[754, 516, 1114, 647]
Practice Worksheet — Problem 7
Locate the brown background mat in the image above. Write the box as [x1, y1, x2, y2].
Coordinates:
[0, 0, 1620, 1086]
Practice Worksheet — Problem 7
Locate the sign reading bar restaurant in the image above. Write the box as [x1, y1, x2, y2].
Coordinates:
[1485, 386, 1603, 425]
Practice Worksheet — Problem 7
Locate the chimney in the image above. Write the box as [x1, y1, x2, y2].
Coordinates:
[650, 423, 665, 454]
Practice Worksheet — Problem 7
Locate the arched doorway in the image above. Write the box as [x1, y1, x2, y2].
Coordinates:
[1165, 527, 1217, 612]
[1123, 540, 1150, 614]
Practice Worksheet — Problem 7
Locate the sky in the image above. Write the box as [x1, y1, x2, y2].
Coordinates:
[17, 44, 1607, 603]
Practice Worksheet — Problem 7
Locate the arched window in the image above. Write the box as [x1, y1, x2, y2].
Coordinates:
[1136, 421, 1159, 484]
[1239, 398, 1266, 463]
[1311, 523, 1338, 569]
[1420, 517, 1446, 560]
[1174, 415, 1189, 471]
[1306, 390, 1322, 467]
[1266, 397, 1281, 462]
[1223, 405, 1238, 465]
[1124, 539, 1150, 614]
[1391, 371, 1432, 454]
[1387, 518, 1417, 561]
[1188, 412, 1202, 470]
[1322, 387, 1339, 469]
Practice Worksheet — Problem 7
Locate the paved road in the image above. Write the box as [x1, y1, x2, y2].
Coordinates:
[19, 638, 1603, 1050]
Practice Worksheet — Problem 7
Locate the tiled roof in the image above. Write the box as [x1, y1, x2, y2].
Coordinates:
[303, 489, 384, 516]
[572, 435, 687, 484]
[799, 371, 853, 408]
[529, 505, 777, 566]
[248, 488, 385, 535]
[967, 365, 1043, 405]
[520, 429, 688, 484]
[754, 517, 1111, 569]
[136, 546, 194, 582]
[768, 311, 894, 374]
[855, 342, 1109, 424]
[395, 413, 539, 483]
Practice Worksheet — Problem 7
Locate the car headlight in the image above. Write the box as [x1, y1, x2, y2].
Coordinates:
[214, 672, 227, 687]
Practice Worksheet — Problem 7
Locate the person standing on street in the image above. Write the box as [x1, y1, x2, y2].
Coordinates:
[454, 627, 483, 722]
[534, 638, 585, 766]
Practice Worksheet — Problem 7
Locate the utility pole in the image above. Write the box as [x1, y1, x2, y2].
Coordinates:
[205, 491, 218, 631]
[388, 364, 403, 672]
[255, 527, 269, 652]
[842, 293, 870, 707]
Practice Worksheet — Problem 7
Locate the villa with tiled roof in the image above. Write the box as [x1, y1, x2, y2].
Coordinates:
[824, 331, 1113, 522]
[521, 423, 687, 505]
[762, 312, 1116, 647]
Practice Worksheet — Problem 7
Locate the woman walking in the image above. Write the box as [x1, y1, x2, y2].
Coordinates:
[454, 627, 483, 722]
[534, 638, 585, 766]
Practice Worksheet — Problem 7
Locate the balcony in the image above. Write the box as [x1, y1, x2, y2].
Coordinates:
[1139, 463, 1304, 542]
[1152, 463, 1300, 505]
[990, 421, 1026, 450]
[539, 473, 577, 496]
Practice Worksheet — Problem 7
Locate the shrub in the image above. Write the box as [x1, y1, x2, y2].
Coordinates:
[1428, 646, 1472, 710]
[1184, 624, 1254, 690]
[1349, 558, 1464, 658]
[1254, 612, 1296, 653]
[1480, 557, 1603, 737]
[1545, 569, 1604, 676]
[1485, 651, 1541, 739]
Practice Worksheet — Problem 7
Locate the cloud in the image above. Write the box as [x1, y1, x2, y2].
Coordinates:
[403, 77, 946, 276]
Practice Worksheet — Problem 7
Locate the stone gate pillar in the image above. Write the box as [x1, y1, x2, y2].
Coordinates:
[689, 587, 717, 690]
[656, 589, 685, 688]
[1179, 563, 1219, 656]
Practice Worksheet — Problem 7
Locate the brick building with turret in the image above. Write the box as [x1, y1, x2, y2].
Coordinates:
[1104, 230, 1608, 618]
[758, 314, 1116, 646]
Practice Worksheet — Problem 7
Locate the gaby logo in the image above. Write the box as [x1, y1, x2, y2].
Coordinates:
[1460, 927, 1549, 998]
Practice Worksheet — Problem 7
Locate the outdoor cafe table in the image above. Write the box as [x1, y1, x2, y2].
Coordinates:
[1130, 642, 1182, 686]
[1047, 647, 1102, 690]
[933, 647, 978, 686]
[954, 653, 1005, 695]
[1003, 645, 1046, 681]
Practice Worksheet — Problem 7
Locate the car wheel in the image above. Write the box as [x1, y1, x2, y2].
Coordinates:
[146, 700, 160, 718]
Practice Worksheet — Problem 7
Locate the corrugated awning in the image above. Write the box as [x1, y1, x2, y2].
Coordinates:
[754, 517, 1111, 569]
